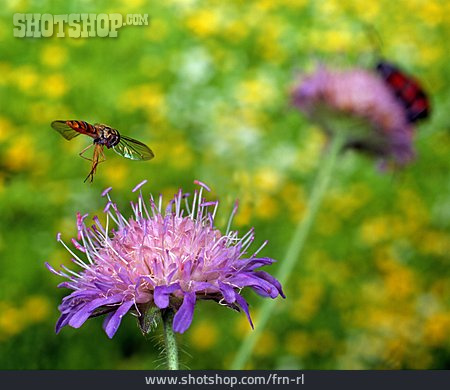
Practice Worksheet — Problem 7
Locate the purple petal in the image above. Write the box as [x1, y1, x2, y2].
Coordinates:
[251, 286, 276, 298]
[193, 180, 211, 192]
[68, 294, 123, 329]
[55, 312, 73, 333]
[132, 180, 148, 193]
[60, 289, 98, 302]
[103, 201, 113, 213]
[71, 238, 86, 252]
[200, 201, 218, 207]
[182, 260, 193, 280]
[57, 282, 76, 289]
[103, 300, 134, 338]
[192, 281, 215, 292]
[253, 271, 285, 298]
[173, 292, 196, 334]
[134, 276, 156, 296]
[228, 273, 280, 298]
[101, 186, 113, 197]
[218, 281, 236, 303]
[234, 257, 275, 271]
[153, 283, 180, 309]
[235, 294, 253, 329]
[45, 262, 62, 276]
[102, 312, 114, 331]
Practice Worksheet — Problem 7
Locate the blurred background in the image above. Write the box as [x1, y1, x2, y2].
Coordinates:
[0, 0, 449, 369]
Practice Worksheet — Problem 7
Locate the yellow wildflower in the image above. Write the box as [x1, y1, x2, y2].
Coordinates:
[254, 331, 276, 357]
[255, 194, 279, 220]
[254, 168, 282, 192]
[22, 296, 51, 323]
[14, 65, 38, 93]
[281, 182, 306, 222]
[289, 279, 323, 323]
[40, 44, 68, 68]
[423, 312, 450, 346]
[186, 9, 221, 38]
[145, 18, 168, 41]
[234, 200, 252, 227]
[0, 117, 12, 141]
[0, 306, 23, 337]
[236, 78, 277, 107]
[102, 161, 129, 189]
[41, 74, 68, 99]
[189, 320, 218, 350]
[360, 216, 392, 245]
[4, 135, 36, 171]
[416, 230, 449, 256]
[284, 330, 312, 357]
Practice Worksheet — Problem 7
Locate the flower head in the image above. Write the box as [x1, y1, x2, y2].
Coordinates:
[291, 66, 416, 165]
[47, 180, 284, 338]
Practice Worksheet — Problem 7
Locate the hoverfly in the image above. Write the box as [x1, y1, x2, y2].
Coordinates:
[51, 120, 154, 182]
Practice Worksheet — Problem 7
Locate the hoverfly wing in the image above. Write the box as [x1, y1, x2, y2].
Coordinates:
[51, 120, 81, 140]
[113, 135, 155, 161]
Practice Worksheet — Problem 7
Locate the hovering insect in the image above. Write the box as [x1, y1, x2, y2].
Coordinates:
[51, 120, 154, 182]
[375, 61, 430, 123]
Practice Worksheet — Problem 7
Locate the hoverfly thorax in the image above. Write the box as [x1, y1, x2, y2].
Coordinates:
[93, 124, 120, 148]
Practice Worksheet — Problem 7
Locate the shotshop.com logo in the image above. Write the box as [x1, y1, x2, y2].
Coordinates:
[13, 13, 149, 38]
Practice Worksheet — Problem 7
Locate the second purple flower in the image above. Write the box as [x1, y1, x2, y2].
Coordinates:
[291, 66, 418, 166]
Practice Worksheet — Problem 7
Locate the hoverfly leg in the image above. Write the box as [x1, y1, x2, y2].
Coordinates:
[84, 170, 94, 183]
[97, 147, 106, 165]
[83, 144, 104, 183]
[79, 143, 95, 162]
[84, 159, 98, 183]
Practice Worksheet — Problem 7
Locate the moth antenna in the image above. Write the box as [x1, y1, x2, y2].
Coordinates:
[361, 22, 384, 59]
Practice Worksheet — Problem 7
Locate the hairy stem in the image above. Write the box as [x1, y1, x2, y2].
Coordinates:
[162, 309, 179, 370]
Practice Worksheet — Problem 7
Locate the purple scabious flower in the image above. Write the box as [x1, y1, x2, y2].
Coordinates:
[46, 180, 284, 338]
[291, 66, 415, 166]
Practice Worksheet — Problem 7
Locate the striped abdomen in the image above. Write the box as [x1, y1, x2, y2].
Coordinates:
[67, 120, 99, 138]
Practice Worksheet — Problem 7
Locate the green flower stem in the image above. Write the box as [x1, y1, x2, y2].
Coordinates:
[231, 132, 345, 370]
[162, 309, 179, 370]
